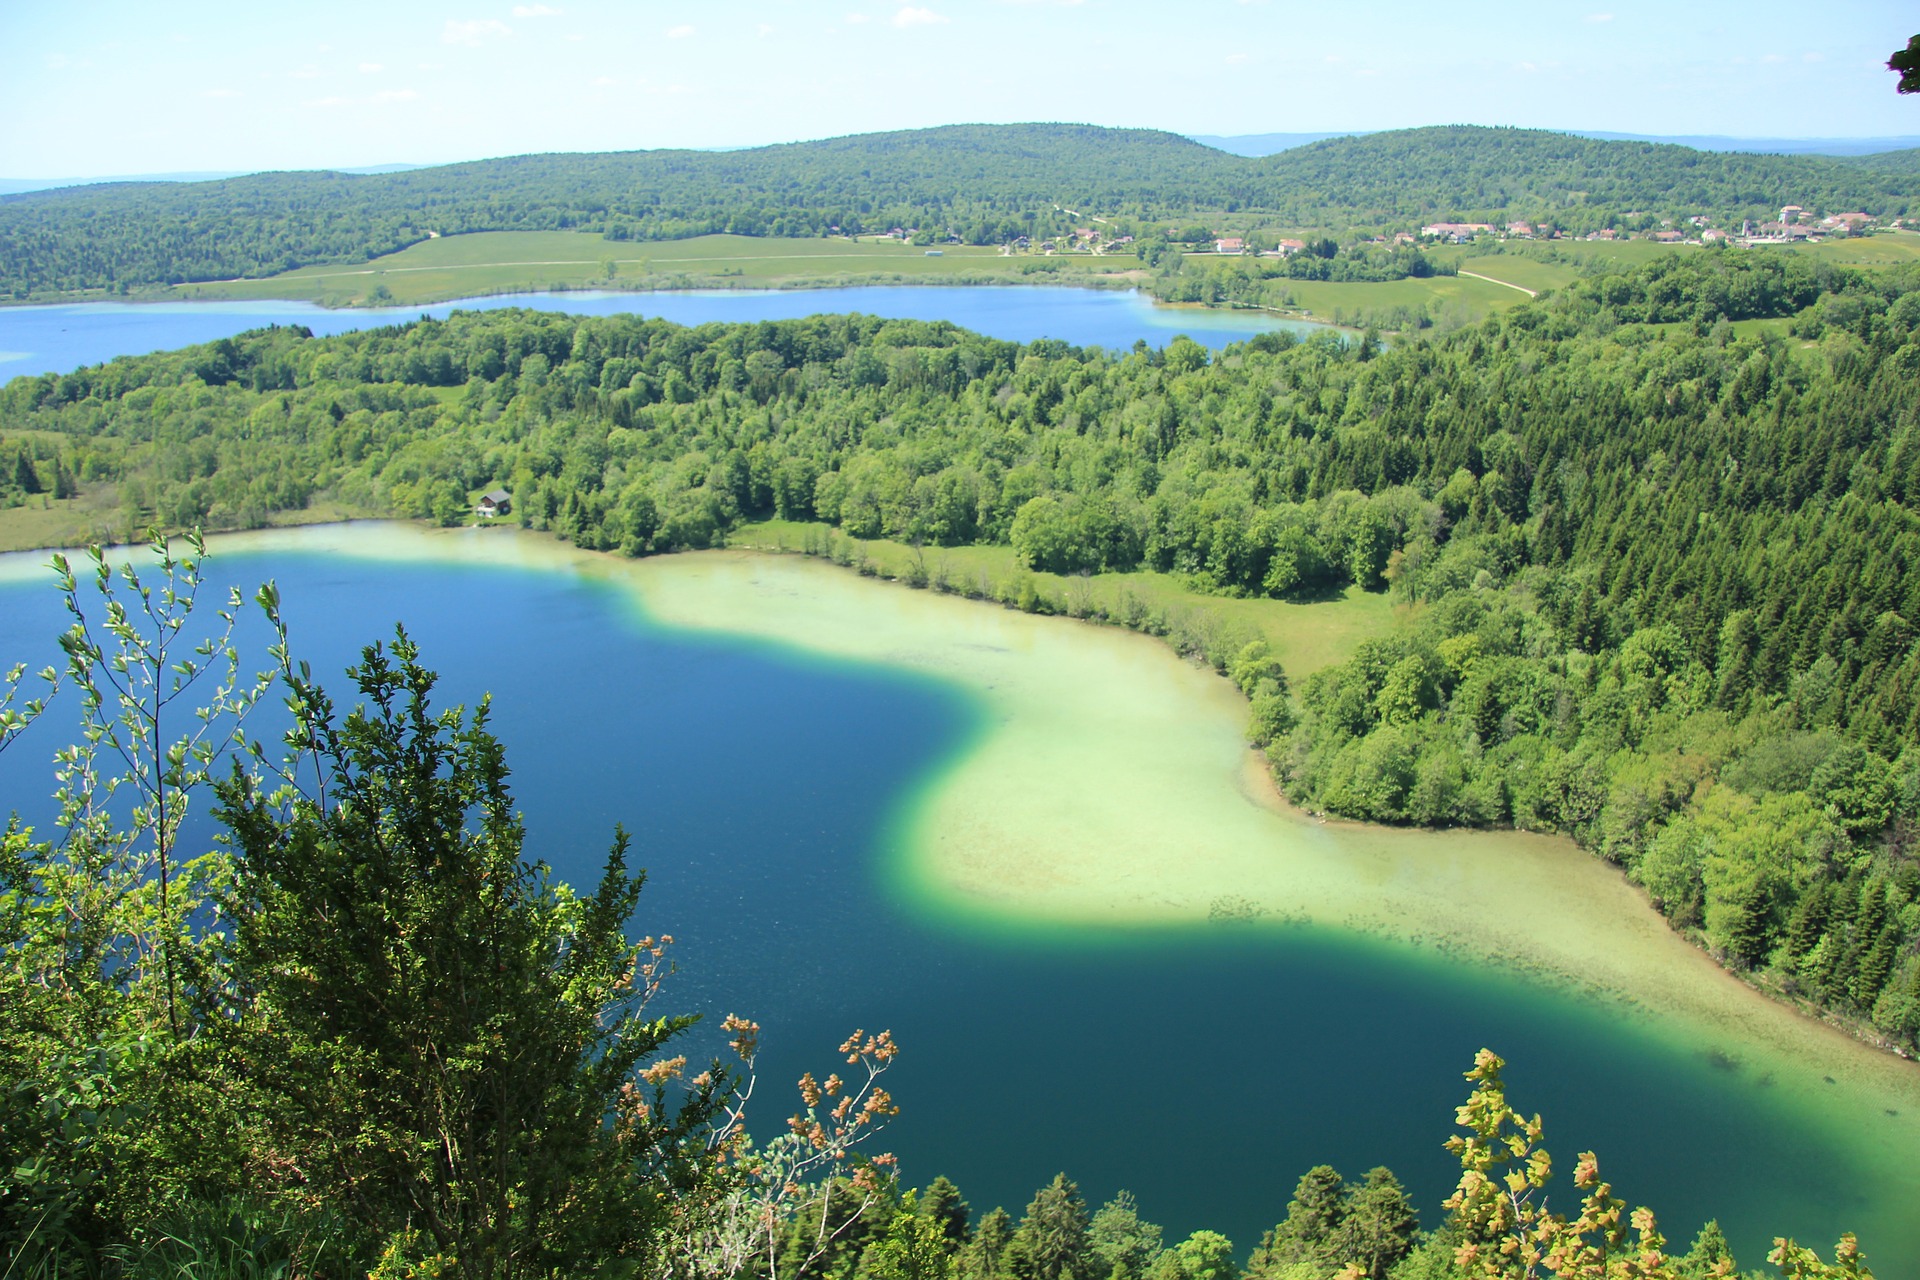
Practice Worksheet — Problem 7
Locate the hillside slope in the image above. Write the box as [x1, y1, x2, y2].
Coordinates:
[1252, 126, 1919, 221]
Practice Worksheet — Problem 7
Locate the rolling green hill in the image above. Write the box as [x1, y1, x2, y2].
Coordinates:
[2, 123, 1914, 299]
[1845, 145, 1920, 175]
[1254, 125, 1920, 221]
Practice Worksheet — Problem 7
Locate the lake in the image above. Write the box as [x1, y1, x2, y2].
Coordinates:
[3, 523, 1916, 1274]
[0, 286, 1321, 379]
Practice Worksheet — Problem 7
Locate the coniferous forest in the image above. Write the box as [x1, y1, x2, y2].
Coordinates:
[3, 244, 1916, 1278]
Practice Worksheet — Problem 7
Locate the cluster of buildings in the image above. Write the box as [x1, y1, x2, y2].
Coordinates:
[1002, 227, 1136, 254]
[1734, 206, 1880, 246]
[1413, 207, 1892, 248]
[992, 202, 1906, 260]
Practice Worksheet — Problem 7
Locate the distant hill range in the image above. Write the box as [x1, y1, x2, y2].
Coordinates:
[0, 164, 425, 197]
[1192, 130, 1920, 158]
[3, 123, 1915, 299]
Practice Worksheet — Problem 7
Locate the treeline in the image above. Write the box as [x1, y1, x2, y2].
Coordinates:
[1148, 243, 1454, 310]
[1557, 247, 1841, 324]
[4, 249, 1920, 1048]
[3, 123, 1915, 297]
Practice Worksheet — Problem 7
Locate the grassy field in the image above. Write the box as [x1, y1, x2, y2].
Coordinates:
[729, 518, 1409, 677]
[1800, 229, 1920, 267]
[1456, 255, 1581, 294]
[175, 232, 1149, 307]
[0, 491, 383, 555]
[1465, 230, 1920, 276]
[1274, 272, 1529, 325]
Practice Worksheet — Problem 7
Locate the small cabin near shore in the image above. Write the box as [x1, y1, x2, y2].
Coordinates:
[476, 488, 513, 518]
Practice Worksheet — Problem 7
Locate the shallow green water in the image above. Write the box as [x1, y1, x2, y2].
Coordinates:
[2, 524, 1914, 1272]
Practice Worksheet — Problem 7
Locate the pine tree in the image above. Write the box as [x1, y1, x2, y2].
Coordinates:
[1329, 1168, 1419, 1280]
[1250, 1165, 1346, 1277]
[1785, 882, 1830, 964]
[13, 446, 41, 495]
[961, 1208, 1015, 1280]
[1678, 1219, 1735, 1278]
[1009, 1175, 1093, 1280]
[921, 1176, 973, 1250]
[213, 630, 727, 1276]
[1087, 1192, 1162, 1280]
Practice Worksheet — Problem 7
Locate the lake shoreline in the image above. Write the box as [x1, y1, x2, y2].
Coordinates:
[12, 521, 1918, 1267]
[4, 507, 1918, 1074]
[0, 269, 1156, 312]
[0, 283, 1333, 389]
[0, 273, 1353, 337]
[97, 515, 1920, 1086]
[685, 521, 1920, 1080]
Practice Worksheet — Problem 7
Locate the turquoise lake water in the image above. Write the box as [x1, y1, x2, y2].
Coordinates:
[0, 286, 1319, 378]
[1, 546, 1908, 1272]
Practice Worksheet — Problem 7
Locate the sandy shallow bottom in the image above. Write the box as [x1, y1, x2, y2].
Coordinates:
[12, 522, 1918, 1256]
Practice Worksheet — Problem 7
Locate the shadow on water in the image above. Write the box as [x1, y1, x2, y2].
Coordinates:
[0, 546, 1905, 1271]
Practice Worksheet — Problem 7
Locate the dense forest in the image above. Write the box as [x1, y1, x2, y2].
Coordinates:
[2, 123, 1915, 297]
[1843, 145, 1920, 174]
[4, 248, 1919, 1063]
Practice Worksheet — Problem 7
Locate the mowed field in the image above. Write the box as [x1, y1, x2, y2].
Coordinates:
[176, 232, 1147, 306]
[1277, 272, 1537, 323]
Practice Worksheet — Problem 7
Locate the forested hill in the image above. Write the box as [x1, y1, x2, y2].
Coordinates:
[4, 122, 1917, 297]
[0, 124, 1227, 297]
[1844, 145, 1920, 174]
[1256, 125, 1920, 221]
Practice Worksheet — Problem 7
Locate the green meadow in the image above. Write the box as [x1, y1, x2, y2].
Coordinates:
[1273, 272, 1531, 324]
[1455, 254, 1579, 294]
[174, 231, 1148, 307]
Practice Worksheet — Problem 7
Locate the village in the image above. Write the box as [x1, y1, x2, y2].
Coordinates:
[854, 204, 1906, 260]
[1411, 204, 1898, 247]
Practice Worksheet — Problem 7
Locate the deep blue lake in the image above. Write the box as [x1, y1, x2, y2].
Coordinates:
[0, 287, 1318, 378]
[1, 546, 1909, 1273]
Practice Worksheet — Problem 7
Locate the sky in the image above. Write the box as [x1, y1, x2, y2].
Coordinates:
[4, 0, 1917, 178]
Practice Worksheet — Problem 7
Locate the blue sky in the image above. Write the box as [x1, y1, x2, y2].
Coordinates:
[4, 1, 1916, 176]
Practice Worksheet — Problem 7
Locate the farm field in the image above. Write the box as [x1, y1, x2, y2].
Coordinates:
[1454, 254, 1581, 294]
[1801, 228, 1920, 266]
[1276, 272, 1529, 324]
[175, 231, 1146, 307]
